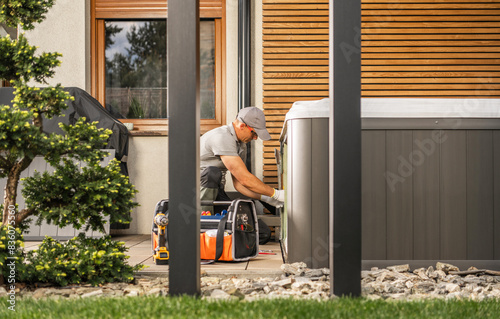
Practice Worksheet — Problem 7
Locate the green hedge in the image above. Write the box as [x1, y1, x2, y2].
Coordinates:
[22, 234, 145, 286]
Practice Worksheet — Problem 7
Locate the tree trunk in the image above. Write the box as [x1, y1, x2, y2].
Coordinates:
[2, 114, 41, 227]
[2, 158, 31, 227]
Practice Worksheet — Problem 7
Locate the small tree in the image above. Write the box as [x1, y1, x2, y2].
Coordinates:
[0, 1, 137, 231]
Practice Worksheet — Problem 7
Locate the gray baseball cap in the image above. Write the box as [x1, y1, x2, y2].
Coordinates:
[237, 107, 271, 141]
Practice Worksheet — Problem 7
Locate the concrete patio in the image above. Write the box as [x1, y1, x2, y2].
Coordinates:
[24, 234, 286, 278]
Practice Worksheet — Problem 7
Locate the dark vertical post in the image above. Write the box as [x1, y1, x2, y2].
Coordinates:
[168, 0, 201, 295]
[239, 0, 252, 171]
[329, 0, 361, 296]
[238, 0, 251, 111]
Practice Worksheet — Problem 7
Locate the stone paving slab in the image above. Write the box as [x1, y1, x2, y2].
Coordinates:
[23, 234, 285, 276]
[138, 241, 284, 274]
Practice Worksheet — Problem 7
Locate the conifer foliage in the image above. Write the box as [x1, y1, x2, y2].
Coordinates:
[0, 1, 139, 284]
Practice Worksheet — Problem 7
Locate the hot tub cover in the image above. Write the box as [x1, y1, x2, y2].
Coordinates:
[0, 87, 129, 175]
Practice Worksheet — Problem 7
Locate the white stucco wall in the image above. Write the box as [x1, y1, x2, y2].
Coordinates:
[20, 0, 264, 235]
[252, 0, 264, 180]
[223, 0, 238, 193]
[121, 136, 169, 235]
[226, 0, 239, 126]
[23, 0, 90, 90]
[225, 0, 265, 182]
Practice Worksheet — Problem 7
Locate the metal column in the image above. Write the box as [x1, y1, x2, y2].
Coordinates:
[329, 0, 362, 296]
[238, 0, 251, 111]
[168, 0, 201, 296]
[238, 0, 252, 171]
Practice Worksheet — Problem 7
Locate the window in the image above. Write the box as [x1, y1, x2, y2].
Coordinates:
[105, 20, 168, 120]
[91, 0, 225, 134]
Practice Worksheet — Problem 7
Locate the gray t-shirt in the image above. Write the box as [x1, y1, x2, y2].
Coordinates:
[200, 124, 247, 186]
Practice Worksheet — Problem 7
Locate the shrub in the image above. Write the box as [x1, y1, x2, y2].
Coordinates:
[0, 0, 56, 30]
[23, 234, 145, 287]
[0, 225, 25, 284]
[0, 0, 141, 230]
[22, 156, 138, 233]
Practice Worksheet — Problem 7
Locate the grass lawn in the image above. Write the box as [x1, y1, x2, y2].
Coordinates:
[1, 296, 500, 319]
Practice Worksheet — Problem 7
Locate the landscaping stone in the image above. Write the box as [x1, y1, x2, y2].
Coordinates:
[210, 289, 231, 299]
[387, 264, 410, 273]
[146, 287, 164, 296]
[124, 286, 144, 296]
[304, 269, 324, 278]
[436, 262, 460, 273]
[81, 289, 104, 298]
[6, 261, 500, 301]
[280, 262, 307, 276]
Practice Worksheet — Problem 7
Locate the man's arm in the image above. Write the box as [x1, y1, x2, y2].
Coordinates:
[221, 155, 274, 199]
[231, 175, 260, 199]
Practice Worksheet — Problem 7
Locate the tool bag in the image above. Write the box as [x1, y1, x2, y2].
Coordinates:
[200, 199, 259, 262]
[151, 199, 259, 263]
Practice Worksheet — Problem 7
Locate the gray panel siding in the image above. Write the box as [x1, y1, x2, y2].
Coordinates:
[494, 131, 500, 260]
[285, 118, 330, 268]
[361, 131, 387, 259]
[38, 159, 59, 237]
[2, 151, 115, 240]
[23, 156, 49, 238]
[385, 131, 413, 260]
[440, 131, 467, 260]
[362, 129, 499, 261]
[413, 130, 440, 260]
[310, 119, 330, 268]
[466, 131, 494, 260]
[287, 119, 313, 264]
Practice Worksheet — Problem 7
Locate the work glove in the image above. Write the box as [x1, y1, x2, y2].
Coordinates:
[260, 194, 283, 208]
[261, 189, 285, 208]
[272, 189, 285, 202]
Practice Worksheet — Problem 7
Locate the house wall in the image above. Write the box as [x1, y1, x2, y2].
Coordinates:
[24, 0, 91, 90]
[262, 0, 330, 188]
[23, 0, 500, 258]
[23, 0, 264, 235]
[361, 1, 500, 98]
[360, 1, 500, 266]
[263, 0, 500, 268]
[263, 0, 500, 186]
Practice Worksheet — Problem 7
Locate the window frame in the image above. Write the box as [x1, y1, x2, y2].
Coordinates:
[90, 1, 226, 135]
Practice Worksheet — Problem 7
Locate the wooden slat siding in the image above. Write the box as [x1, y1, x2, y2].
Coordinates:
[363, 0, 500, 3]
[264, 1, 500, 185]
[262, 0, 329, 187]
[363, 16, 500, 22]
[94, 0, 223, 18]
[362, 1, 500, 98]
[364, 28, 500, 34]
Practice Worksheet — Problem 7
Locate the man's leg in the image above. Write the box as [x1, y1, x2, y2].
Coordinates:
[213, 184, 232, 215]
[200, 167, 222, 213]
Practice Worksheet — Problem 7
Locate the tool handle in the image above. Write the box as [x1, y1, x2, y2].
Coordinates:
[200, 200, 233, 206]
